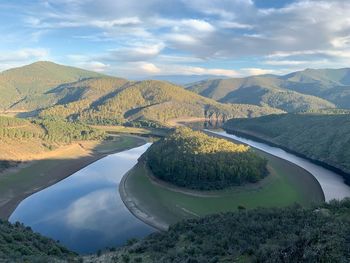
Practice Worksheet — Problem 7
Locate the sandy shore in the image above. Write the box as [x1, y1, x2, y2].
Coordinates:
[0, 135, 147, 219]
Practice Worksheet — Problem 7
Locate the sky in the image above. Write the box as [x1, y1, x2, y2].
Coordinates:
[0, 0, 350, 78]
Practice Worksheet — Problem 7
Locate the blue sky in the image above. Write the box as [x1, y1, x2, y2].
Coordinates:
[0, 0, 350, 78]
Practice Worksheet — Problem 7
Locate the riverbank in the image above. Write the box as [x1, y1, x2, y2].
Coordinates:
[224, 127, 350, 190]
[0, 135, 147, 219]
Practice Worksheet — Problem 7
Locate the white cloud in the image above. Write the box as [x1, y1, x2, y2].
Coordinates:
[139, 62, 161, 74]
[89, 17, 141, 28]
[106, 43, 164, 62]
[240, 68, 280, 76]
[180, 19, 215, 32]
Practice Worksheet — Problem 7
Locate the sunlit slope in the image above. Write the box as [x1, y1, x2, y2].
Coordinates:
[0, 61, 105, 110]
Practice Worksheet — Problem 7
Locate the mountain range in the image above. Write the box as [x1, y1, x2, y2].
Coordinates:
[1, 61, 349, 125]
[0, 62, 281, 124]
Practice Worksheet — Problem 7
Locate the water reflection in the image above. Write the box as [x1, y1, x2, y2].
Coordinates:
[9, 143, 155, 254]
[210, 130, 350, 201]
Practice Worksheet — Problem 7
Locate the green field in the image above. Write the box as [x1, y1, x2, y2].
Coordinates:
[123, 140, 324, 228]
[0, 135, 146, 219]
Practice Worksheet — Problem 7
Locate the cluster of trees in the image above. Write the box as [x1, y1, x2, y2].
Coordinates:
[145, 127, 267, 190]
[0, 220, 77, 262]
[33, 117, 104, 143]
[113, 199, 350, 262]
[0, 116, 104, 144]
[224, 113, 350, 185]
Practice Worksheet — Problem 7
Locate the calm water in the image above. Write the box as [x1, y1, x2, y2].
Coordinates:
[9, 143, 155, 254]
[209, 130, 350, 201]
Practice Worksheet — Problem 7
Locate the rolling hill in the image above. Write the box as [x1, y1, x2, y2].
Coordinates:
[187, 75, 336, 112]
[0, 61, 105, 111]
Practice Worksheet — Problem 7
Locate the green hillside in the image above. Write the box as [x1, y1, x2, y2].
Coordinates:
[187, 76, 335, 112]
[224, 113, 350, 184]
[0, 61, 105, 111]
[40, 79, 283, 125]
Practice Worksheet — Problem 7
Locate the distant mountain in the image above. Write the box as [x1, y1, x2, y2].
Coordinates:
[145, 74, 229, 85]
[187, 74, 336, 112]
[0, 61, 105, 111]
[280, 68, 350, 108]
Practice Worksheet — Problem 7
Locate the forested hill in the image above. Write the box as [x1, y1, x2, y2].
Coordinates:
[186, 75, 336, 112]
[224, 113, 350, 184]
[0, 61, 105, 111]
[145, 127, 267, 190]
[39, 79, 283, 125]
[94, 199, 350, 263]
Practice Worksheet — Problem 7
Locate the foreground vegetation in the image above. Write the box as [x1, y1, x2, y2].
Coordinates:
[145, 127, 267, 190]
[224, 113, 350, 184]
[0, 220, 77, 262]
[93, 199, 350, 263]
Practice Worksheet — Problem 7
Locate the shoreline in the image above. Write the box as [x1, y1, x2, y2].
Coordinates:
[224, 127, 350, 189]
[119, 165, 169, 232]
[0, 135, 147, 219]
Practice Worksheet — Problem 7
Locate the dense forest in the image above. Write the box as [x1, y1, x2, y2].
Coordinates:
[145, 127, 267, 190]
[0, 219, 77, 262]
[224, 113, 350, 184]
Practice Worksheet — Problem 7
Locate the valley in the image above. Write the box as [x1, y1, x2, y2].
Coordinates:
[3, 1, 350, 261]
[0, 61, 350, 262]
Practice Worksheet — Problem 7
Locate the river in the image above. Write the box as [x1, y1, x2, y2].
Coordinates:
[208, 130, 350, 201]
[9, 143, 155, 254]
